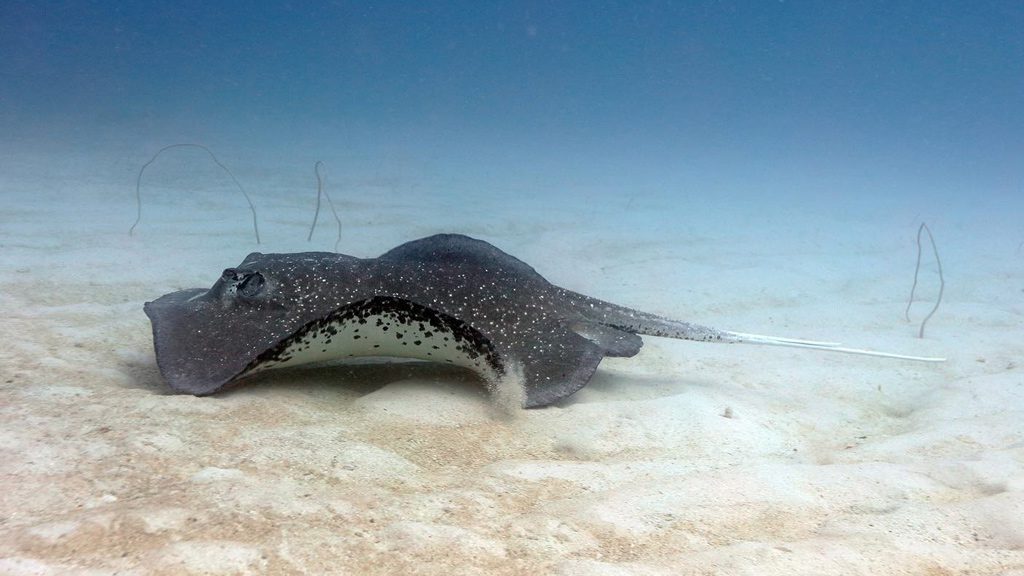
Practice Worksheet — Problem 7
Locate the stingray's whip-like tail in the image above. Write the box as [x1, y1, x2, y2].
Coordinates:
[575, 292, 946, 363]
[716, 330, 945, 362]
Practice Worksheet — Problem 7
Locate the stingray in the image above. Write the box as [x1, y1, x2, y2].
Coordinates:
[144, 234, 944, 407]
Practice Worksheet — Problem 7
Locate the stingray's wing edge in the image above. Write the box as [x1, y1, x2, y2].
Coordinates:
[513, 323, 609, 408]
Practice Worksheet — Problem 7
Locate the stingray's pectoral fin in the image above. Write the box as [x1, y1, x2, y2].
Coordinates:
[721, 331, 946, 362]
[569, 321, 643, 358]
[511, 323, 608, 408]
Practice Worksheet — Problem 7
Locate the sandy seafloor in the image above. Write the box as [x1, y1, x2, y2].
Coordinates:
[1, 138, 1023, 576]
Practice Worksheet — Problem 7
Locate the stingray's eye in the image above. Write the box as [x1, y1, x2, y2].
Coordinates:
[217, 268, 265, 299]
[236, 272, 265, 298]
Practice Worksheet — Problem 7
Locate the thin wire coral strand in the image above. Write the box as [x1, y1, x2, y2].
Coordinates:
[306, 160, 343, 252]
[130, 143, 261, 244]
[905, 222, 944, 338]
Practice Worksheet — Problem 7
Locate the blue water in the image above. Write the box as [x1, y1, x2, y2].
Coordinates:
[3, 1, 1021, 210]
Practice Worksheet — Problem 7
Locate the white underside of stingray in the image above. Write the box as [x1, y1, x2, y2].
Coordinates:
[241, 311, 503, 380]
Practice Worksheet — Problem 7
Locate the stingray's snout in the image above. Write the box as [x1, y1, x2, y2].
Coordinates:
[143, 288, 258, 396]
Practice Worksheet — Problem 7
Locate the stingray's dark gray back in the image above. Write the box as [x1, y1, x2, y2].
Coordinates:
[378, 234, 544, 280]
